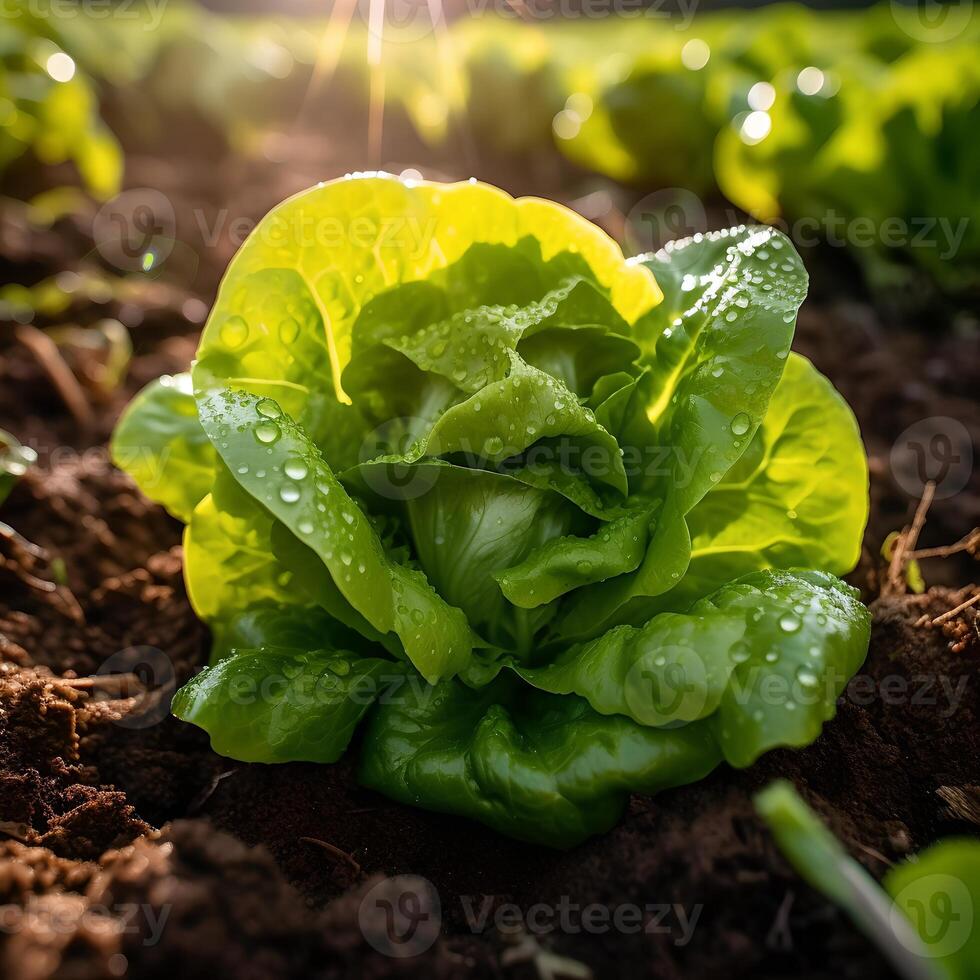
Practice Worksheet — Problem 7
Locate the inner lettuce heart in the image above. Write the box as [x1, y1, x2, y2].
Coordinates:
[112, 174, 870, 847]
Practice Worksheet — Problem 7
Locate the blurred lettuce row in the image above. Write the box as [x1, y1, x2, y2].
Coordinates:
[114, 175, 871, 846]
[417, 7, 980, 297]
[0, 8, 122, 198]
[24, 0, 980, 296]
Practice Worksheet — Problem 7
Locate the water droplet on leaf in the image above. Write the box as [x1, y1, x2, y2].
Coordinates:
[254, 421, 280, 444]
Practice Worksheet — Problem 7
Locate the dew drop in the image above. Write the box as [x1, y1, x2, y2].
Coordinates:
[796, 666, 819, 689]
[220, 315, 249, 348]
[284, 459, 308, 481]
[280, 483, 300, 503]
[254, 421, 281, 445]
[298, 519, 314, 535]
[278, 317, 301, 344]
[256, 399, 282, 419]
[730, 412, 751, 436]
[779, 612, 801, 633]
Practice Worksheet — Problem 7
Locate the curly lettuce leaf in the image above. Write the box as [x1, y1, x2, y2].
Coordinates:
[196, 388, 474, 682]
[707, 570, 870, 766]
[495, 506, 653, 610]
[192, 176, 660, 415]
[111, 373, 215, 522]
[401, 464, 580, 652]
[358, 674, 721, 848]
[516, 571, 870, 766]
[556, 225, 809, 639]
[519, 569, 870, 765]
[184, 464, 296, 625]
[673, 352, 869, 607]
[360, 568, 868, 844]
[173, 649, 406, 763]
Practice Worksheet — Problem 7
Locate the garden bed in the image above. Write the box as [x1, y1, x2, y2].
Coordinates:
[1, 109, 978, 980]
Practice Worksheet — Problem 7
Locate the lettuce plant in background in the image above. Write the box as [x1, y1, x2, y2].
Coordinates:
[0, 16, 121, 199]
[113, 174, 870, 846]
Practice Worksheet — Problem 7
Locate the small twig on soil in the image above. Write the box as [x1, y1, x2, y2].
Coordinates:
[59, 673, 146, 696]
[0, 526, 85, 622]
[187, 769, 236, 814]
[929, 590, 980, 626]
[854, 842, 893, 868]
[501, 933, 593, 980]
[0, 521, 46, 559]
[0, 553, 56, 593]
[299, 836, 361, 874]
[909, 528, 980, 561]
[765, 890, 795, 951]
[16, 323, 95, 434]
[883, 482, 935, 597]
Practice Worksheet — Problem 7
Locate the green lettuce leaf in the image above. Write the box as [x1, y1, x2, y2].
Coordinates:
[174, 649, 406, 763]
[111, 373, 214, 522]
[673, 352, 869, 607]
[556, 224, 809, 639]
[359, 674, 721, 848]
[109, 175, 871, 848]
[196, 388, 474, 683]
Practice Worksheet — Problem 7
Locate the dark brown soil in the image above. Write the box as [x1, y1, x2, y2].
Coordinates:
[1, 80, 979, 980]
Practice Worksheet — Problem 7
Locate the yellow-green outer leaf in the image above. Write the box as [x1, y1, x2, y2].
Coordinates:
[193, 175, 662, 410]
